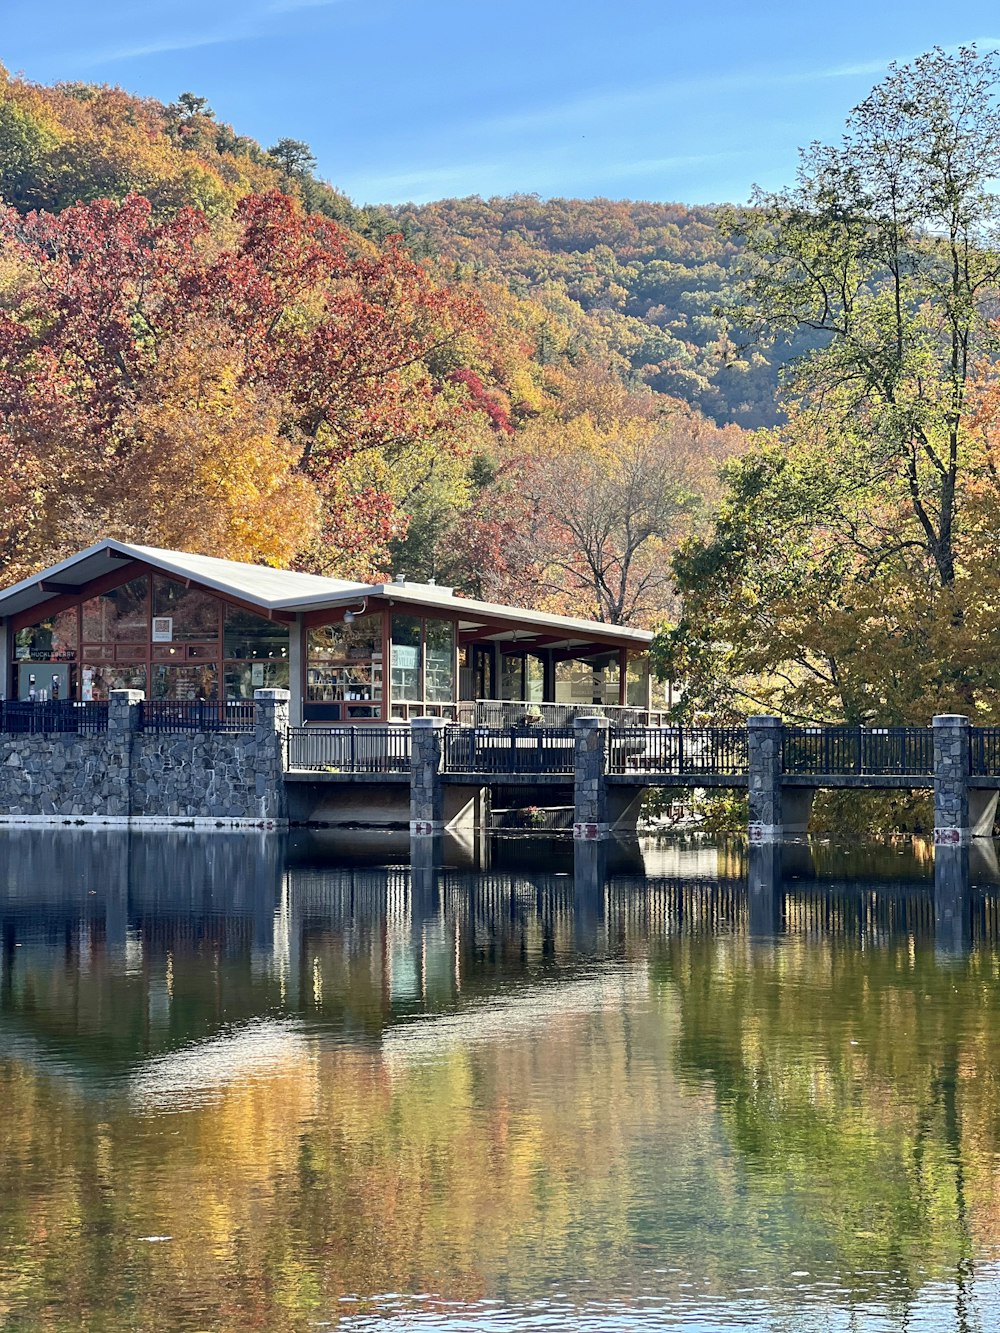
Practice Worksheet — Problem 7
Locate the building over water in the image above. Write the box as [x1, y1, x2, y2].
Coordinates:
[0, 540, 659, 724]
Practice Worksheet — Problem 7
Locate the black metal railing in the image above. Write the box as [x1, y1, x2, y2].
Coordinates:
[970, 727, 1000, 776]
[443, 726, 576, 775]
[782, 726, 934, 776]
[138, 700, 256, 733]
[606, 726, 748, 776]
[286, 725, 411, 773]
[0, 700, 109, 734]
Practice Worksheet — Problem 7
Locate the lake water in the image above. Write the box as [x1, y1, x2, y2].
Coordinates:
[2, 829, 1000, 1332]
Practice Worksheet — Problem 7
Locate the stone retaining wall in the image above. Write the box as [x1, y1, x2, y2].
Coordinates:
[0, 689, 288, 828]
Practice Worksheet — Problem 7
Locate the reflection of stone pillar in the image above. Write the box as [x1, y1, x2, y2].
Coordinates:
[410, 717, 446, 835]
[573, 838, 607, 953]
[934, 842, 971, 958]
[748, 715, 783, 842]
[933, 714, 970, 845]
[748, 841, 783, 937]
[254, 688, 290, 824]
[574, 716, 610, 839]
[410, 835, 440, 925]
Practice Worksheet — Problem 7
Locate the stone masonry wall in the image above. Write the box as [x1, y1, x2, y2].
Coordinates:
[0, 731, 131, 818]
[0, 689, 288, 827]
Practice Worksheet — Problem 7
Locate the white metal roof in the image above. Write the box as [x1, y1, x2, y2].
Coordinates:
[0, 539, 653, 646]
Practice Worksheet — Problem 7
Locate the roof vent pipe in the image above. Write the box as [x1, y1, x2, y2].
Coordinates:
[394, 573, 405, 584]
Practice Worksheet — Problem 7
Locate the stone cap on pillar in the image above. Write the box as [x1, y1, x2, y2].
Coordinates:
[573, 715, 610, 730]
[254, 688, 291, 702]
[748, 715, 782, 727]
[109, 689, 144, 705]
[410, 716, 449, 729]
[933, 714, 970, 727]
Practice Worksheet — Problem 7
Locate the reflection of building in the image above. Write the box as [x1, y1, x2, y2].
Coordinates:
[0, 540, 656, 720]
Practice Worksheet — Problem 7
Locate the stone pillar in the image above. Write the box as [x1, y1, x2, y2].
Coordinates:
[253, 688, 290, 824]
[574, 715, 610, 840]
[410, 717, 447, 836]
[106, 689, 143, 819]
[748, 715, 784, 842]
[933, 714, 970, 845]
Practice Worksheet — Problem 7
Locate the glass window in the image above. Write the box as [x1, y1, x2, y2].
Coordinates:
[83, 663, 147, 701]
[152, 663, 218, 701]
[473, 646, 493, 699]
[14, 610, 79, 664]
[82, 577, 149, 643]
[308, 613, 384, 710]
[391, 615, 422, 702]
[626, 656, 648, 708]
[225, 661, 290, 700]
[224, 607, 289, 661]
[556, 657, 615, 705]
[425, 619, 455, 703]
[501, 653, 524, 701]
[525, 653, 545, 702]
[152, 576, 220, 642]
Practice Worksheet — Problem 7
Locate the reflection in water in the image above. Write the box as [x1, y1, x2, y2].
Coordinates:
[2, 830, 1000, 1329]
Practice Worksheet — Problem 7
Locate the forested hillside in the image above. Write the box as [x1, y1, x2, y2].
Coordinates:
[393, 195, 799, 429]
[0, 66, 749, 624]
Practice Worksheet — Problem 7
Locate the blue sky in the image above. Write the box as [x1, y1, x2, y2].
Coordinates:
[4, 1, 1000, 206]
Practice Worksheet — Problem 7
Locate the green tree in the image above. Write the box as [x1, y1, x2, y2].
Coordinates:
[267, 137, 317, 180]
[656, 46, 1000, 722]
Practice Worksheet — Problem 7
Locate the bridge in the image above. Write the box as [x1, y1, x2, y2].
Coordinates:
[0, 693, 994, 840]
[284, 713, 999, 843]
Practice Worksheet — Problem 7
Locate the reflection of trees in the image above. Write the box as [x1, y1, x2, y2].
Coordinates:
[656, 933, 1000, 1319]
[0, 997, 691, 1331]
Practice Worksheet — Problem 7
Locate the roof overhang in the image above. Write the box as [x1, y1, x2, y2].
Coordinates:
[0, 541, 654, 651]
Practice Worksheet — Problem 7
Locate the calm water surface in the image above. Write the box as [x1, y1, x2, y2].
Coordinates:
[1, 829, 1000, 1331]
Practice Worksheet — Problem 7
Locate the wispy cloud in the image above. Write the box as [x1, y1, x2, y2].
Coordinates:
[71, 0, 348, 68]
[481, 39, 1000, 141]
[77, 29, 250, 66]
[339, 162, 504, 204]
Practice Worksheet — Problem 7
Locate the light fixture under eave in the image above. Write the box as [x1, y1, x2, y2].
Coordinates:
[343, 598, 368, 626]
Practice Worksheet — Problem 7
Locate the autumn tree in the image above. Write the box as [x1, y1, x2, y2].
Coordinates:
[657, 46, 1000, 721]
[0, 191, 500, 581]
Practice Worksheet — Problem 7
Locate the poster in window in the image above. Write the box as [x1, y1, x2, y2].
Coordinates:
[151, 616, 174, 643]
[251, 662, 265, 687]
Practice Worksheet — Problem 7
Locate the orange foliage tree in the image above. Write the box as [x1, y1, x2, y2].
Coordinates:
[0, 192, 498, 581]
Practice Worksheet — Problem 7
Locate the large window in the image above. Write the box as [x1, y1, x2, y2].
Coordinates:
[389, 614, 459, 717]
[82, 578, 149, 643]
[555, 656, 620, 706]
[152, 576, 219, 642]
[425, 619, 455, 703]
[390, 615, 422, 703]
[307, 613, 383, 720]
[11, 572, 290, 703]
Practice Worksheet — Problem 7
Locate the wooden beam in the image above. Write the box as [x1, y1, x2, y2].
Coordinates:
[38, 581, 85, 595]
